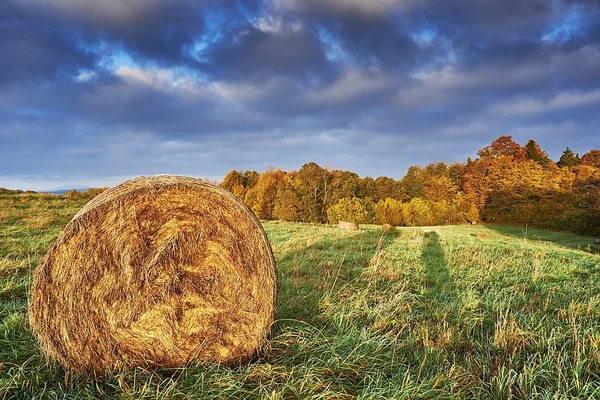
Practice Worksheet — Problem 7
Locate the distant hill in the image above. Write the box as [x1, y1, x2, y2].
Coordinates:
[44, 186, 91, 195]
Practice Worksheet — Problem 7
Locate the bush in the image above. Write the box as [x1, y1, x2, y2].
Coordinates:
[373, 198, 404, 225]
[403, 198, 434, 226]
[62, 188, 107, 200]
[327, 197, 375, 224]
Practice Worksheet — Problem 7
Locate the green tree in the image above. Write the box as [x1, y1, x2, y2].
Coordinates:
[243, 170, 259, 188]
[400, 166, 424, 199]
[557, 147, 581, 168]
[524, 140, 552, 166]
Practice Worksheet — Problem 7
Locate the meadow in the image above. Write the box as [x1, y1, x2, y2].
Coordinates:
[1, 191, 600, 399]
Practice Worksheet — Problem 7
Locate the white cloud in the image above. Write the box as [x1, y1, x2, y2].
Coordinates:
[14, 0, 167, 24]
[305, 68, 392, 105]
[273, 0, 411, 17]
[487, 89, 600, 117]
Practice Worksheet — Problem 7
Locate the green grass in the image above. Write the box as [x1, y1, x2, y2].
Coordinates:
[1, 193, 600, 398]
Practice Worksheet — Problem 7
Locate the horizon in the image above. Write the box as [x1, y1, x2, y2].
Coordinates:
[0, 138, 596, 191]
[1, 0, 600, 190]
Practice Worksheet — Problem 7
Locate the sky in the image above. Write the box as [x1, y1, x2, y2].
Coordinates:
[1, 0, 600, 191]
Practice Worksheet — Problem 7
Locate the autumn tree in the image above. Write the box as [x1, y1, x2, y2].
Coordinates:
[245, 168, 285, 220]
[477, 136, 524, 159]
[296, 162, 331, 223]
[447, 162, 466, 189]
[581, 150, 600, 168]
[374, 176, 403, 201]
[218, 135, 600, 236]
[402, 198, 433, 226]
[273, 175, 302, 221]
[329, 170, 365, 206]
[373, 198, 404, 225]
[220, 170, 247, 198]
[362, 177, 379, 202]
[423, 175, 458, 202]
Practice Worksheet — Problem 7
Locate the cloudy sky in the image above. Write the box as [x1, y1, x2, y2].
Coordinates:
[1, 0, 599, 190]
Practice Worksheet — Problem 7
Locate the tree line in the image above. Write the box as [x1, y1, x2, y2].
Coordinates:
[220, 136, 600, 235]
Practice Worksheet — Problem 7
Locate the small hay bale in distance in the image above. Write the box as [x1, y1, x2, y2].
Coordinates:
[382, 224, 394, 233]
[29, 175, 277, 375]
[476, 233, 487, 239]
[338, 220, 359, 230]
[595, 238, 600, 245]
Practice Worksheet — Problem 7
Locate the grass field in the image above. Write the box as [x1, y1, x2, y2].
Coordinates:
[1, 192, 600, 399]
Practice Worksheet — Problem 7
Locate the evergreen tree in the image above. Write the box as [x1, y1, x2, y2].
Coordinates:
[524, 140, 551, 166]
[557, 147, 581, 168]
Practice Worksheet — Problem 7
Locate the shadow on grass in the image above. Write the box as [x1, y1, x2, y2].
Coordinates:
[273, 228, 399, 328]
[484, 224, 600, 255]
[421, 232, 457, 308]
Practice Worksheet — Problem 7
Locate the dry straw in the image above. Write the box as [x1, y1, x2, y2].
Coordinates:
[382, 224, 394, 233]
[338, 221, 359, 230]
[29, 175, 277, 375]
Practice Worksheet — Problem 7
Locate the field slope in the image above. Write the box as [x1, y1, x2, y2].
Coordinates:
[1, 192, 600, 399]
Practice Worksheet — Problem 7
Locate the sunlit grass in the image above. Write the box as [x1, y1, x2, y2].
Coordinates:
[1, 192, 599, 398]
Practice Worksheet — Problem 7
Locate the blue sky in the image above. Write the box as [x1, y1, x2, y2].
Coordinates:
[1, 0, 599, 190]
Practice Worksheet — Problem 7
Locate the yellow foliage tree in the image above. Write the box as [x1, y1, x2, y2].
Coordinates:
[327, 197, 375, 224]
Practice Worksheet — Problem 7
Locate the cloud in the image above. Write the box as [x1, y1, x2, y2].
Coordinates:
[198, 19, 335, 82]
[1, 0, 600, 189]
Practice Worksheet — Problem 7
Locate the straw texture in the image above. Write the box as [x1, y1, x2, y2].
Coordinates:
[29, 175, 277, 375]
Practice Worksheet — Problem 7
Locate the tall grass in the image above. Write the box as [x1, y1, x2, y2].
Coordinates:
[0, 192, 599, 398]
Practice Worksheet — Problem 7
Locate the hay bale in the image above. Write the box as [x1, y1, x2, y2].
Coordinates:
[338, 221, 358, 230]
[476, 233, 487, 239]
[29, 175, 277, 375]
[595, 239, 600, 245]
[382, 224, 394, 233]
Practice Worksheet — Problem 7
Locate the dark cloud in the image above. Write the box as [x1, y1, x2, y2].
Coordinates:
[0, 3, 97, 84]
[1, 0, 600, 189]
[200, 22, 335, 82]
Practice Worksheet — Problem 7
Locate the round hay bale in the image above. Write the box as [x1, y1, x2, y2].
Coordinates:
[338, 221, 359, 230]
[29, 175, 277, 374]
[382, 224, 394, 233]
